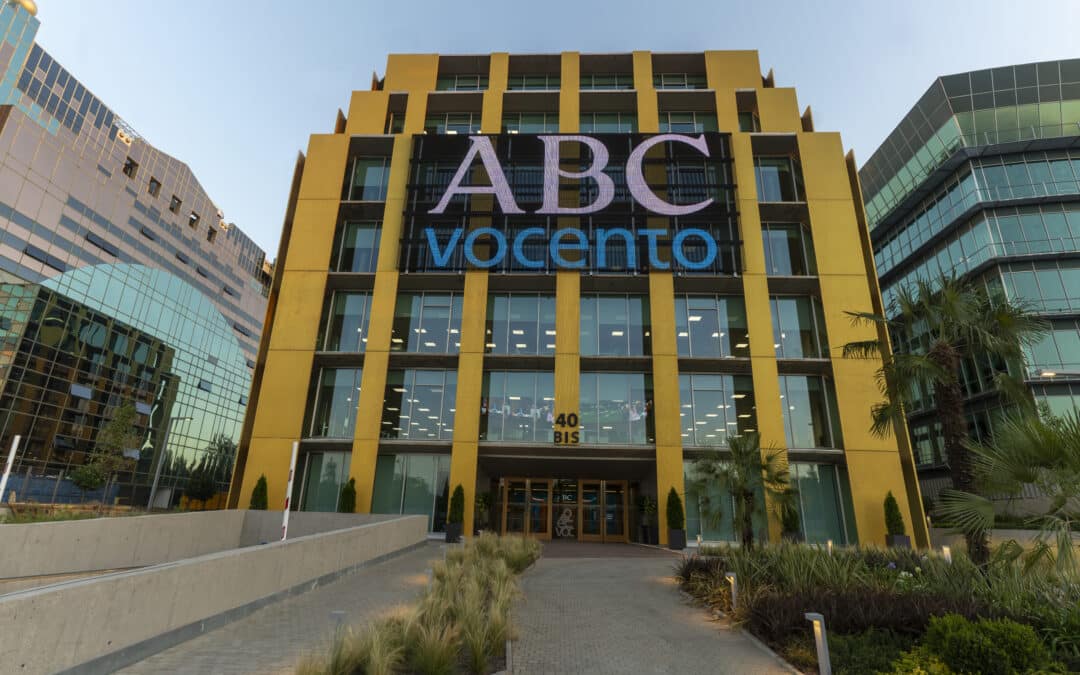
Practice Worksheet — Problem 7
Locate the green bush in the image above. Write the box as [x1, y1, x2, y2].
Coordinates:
[884, 491, 906, 537]
[830, 629, 915, 675]
[69, 463, 106, 493]
[881, 648, 954, 674]
[337, 478, 356, 513]
[449, 484, 465, 524]
[666, 487, 684, 530]
[249, 474, 268, 510]
[923, 614, 1052, 675]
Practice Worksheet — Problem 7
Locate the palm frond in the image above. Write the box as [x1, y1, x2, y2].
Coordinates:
[841, 339, 883, 360]
[936, 488, 994, 538]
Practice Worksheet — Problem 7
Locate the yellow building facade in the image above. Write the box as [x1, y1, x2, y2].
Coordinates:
[230, 51, 928, 548]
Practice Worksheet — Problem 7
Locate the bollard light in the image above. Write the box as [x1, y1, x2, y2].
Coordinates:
[724, 572, 738, 611]
[942, 545, 952, 563]
[696, 533, 703, 547]
[805, 612, 832, 675]
[826, 539, 833, 555]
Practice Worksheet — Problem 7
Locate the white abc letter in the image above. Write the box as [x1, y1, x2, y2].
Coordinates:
[626, 134, 713, 216]
[539, 135, 615, 215]
[429, 136, 524, 215]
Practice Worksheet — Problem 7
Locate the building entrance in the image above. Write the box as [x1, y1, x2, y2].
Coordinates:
[499, 478, 628, 543]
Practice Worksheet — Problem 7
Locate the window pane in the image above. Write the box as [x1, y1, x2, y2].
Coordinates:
[322, 292, 371, 351]
[309, 368, 362, 438]
[300, 451, 351, 512]
[792, 463, 848, 545]
[779, 376, 841, 449]
[402, 455, 437, 529]
[334, 222, 381, 273]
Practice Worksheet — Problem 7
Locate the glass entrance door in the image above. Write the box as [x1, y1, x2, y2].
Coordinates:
[580, 481, 603, 542]
[604, 481, 628, 542]
[501, 478, 552, 539]
[501, 477, 626, 542]
[504, 480, 527, 534]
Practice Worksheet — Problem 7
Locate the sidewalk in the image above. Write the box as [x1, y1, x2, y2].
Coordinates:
[512, 549, 792, 674]
[116, 541, 443, 675]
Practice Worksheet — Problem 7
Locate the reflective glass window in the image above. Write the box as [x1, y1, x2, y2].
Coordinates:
[347, 157, 390, 201]
[320, 292, 372, 352]
[308, 368, 362, 438]
[435, 75, 488, 91]
[790, 463, 855, 545]
[579, 74, 634, 90]
[674, 296, 748, 358]
[485, 294, 556, 355]
[503, 113, 558, 133]
[371, 453, 452, 531]
[390, 293, 463, 353]
[678, 373, 756, 445]
[424, 113, 481, 134]
[754, 156, 806, 202]
[298, 451, 351, 512]
[579, 373, 654, 445]
[580, 295, 650, 356]
[762, 223, 817, 276]
[771, 296, 829, 359]
[479, 371, 555, 442]
[779, 375, 843, 449]
[332, 222, 381, 273]
[579, 112, 637, 133]
[506, 74, 560, 91]
[659, 112, 718, 133]
[380, 370, 457, 440]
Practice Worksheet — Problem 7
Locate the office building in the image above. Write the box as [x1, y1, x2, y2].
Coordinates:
[234, 51, 925, 546]
[860, 59, 1080, 498]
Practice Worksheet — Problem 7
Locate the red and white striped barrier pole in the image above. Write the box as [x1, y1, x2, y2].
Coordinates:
[281, 441, 299, 541]
[0, 435, 20, 505]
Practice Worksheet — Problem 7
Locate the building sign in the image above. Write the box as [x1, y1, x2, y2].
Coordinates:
[553, 412, 580, 445]
[402, 132, 738, 275]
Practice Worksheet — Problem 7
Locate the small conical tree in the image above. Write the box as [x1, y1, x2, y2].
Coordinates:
[666, 487, 684, 531]
[338, 478, 356, 513]
[884, 491, 906, 536]
[449, 485, 465, 524]
[249, 475, 268, 510]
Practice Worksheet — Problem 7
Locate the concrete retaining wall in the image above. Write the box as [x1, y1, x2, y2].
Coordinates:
[0, 514, 428, 674]
[929, 527, 1080, 550]
[0, 510, 401, 579]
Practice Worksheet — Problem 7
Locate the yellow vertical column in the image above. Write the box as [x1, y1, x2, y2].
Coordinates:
[554, 52, 582, 434]
[238, 134, 349, 511]
[799, 132, 924, 546]
[633, 51, 684, 544]
[348, 59, 437, 512]
[446, 53, 508, 537]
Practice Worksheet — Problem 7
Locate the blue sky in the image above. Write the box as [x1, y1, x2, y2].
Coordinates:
[35, 0, 1080, 256]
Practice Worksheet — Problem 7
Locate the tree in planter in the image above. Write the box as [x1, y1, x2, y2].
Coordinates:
[666, 487, 685, 549]
[688, 432, 794, 549]
[446, 484, 465, 543]
[249, 474, 269, 510]
[938, 408, 1080, 574]
[474, 490, 492, 531]
[338, 478, 356, 513]
[89, 402, 143, 508]
[843, 275, 1047, 564]
[884, 491, 908, 547]
[69, 463, 106, 504]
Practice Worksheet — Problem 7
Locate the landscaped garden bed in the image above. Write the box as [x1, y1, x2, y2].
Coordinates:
[298, 533, 541, 675]
[676, 544, 1080, 674]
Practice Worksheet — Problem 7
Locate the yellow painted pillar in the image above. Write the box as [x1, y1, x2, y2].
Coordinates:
[649, 273, 684, 545]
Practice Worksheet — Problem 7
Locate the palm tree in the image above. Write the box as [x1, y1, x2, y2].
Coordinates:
[843, 275, 1047, 563]
[688, 432, 794, 549]
[937, 409, 1080, 576]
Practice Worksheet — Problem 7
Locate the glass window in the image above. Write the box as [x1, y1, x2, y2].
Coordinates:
[298, 451, 351, 512]
[791, 463, 855, 545]
[479, 371, 555, 443]
[347, 157, 390, 201]
[580, 295, 650, 356]
[503, 112, 559, 133]
[424, 113, 481, 135]
[579, 73, 634, 90]
[674, 296, 749, 358]
[332, 222, 381, 273]
[390, 293, 463, 353]
[435, 74, 488, 91]
[678, 373, 756, 446]
[762, 223, 817, 276]
[659, 112, 718, 133]
[320, 292, 372, 352]
[771, 296, 829, 359]
[380, 370, 457, 441]
[737, 111, 760, 132]
[371, 453, 452, 531]
[653, 73, 707, 90]
[579, 373, 654, 445]
[754, 156, 806, 202]
[308, 368, 362, 438]
[579, 112, 637, 133]
[485, 294, 556, 355]
[779, 375, 843, 449]
[506, 74, 559, 91]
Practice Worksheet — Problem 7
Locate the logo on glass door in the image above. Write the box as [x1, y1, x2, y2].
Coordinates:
[556, 507, 575, 537]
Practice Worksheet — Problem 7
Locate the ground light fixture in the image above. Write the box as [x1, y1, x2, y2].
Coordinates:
[805, 612, 832, 675]
[942, 545, 952, 563]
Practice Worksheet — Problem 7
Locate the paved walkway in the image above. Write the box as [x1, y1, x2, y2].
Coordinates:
[513, 545, 791, 674]
[117, 542, 444, 675]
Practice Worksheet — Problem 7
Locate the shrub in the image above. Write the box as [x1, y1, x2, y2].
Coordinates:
[830, 629, 915, 675]
[337, 478, 356, 513]
[881, 648, 954, 675]
[666, 487, 685, 530]
[69, 463, 106, 493]
[449, 484, 465, 524]
[923, 614, 1052, 675]
[249, 474, 268, 510]
[884, 491, 906, 537]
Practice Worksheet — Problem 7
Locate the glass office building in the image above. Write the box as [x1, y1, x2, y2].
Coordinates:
[0, 3, 269, 504]
[234, 51, 926, 548]
[860, 59, 1080, 499]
